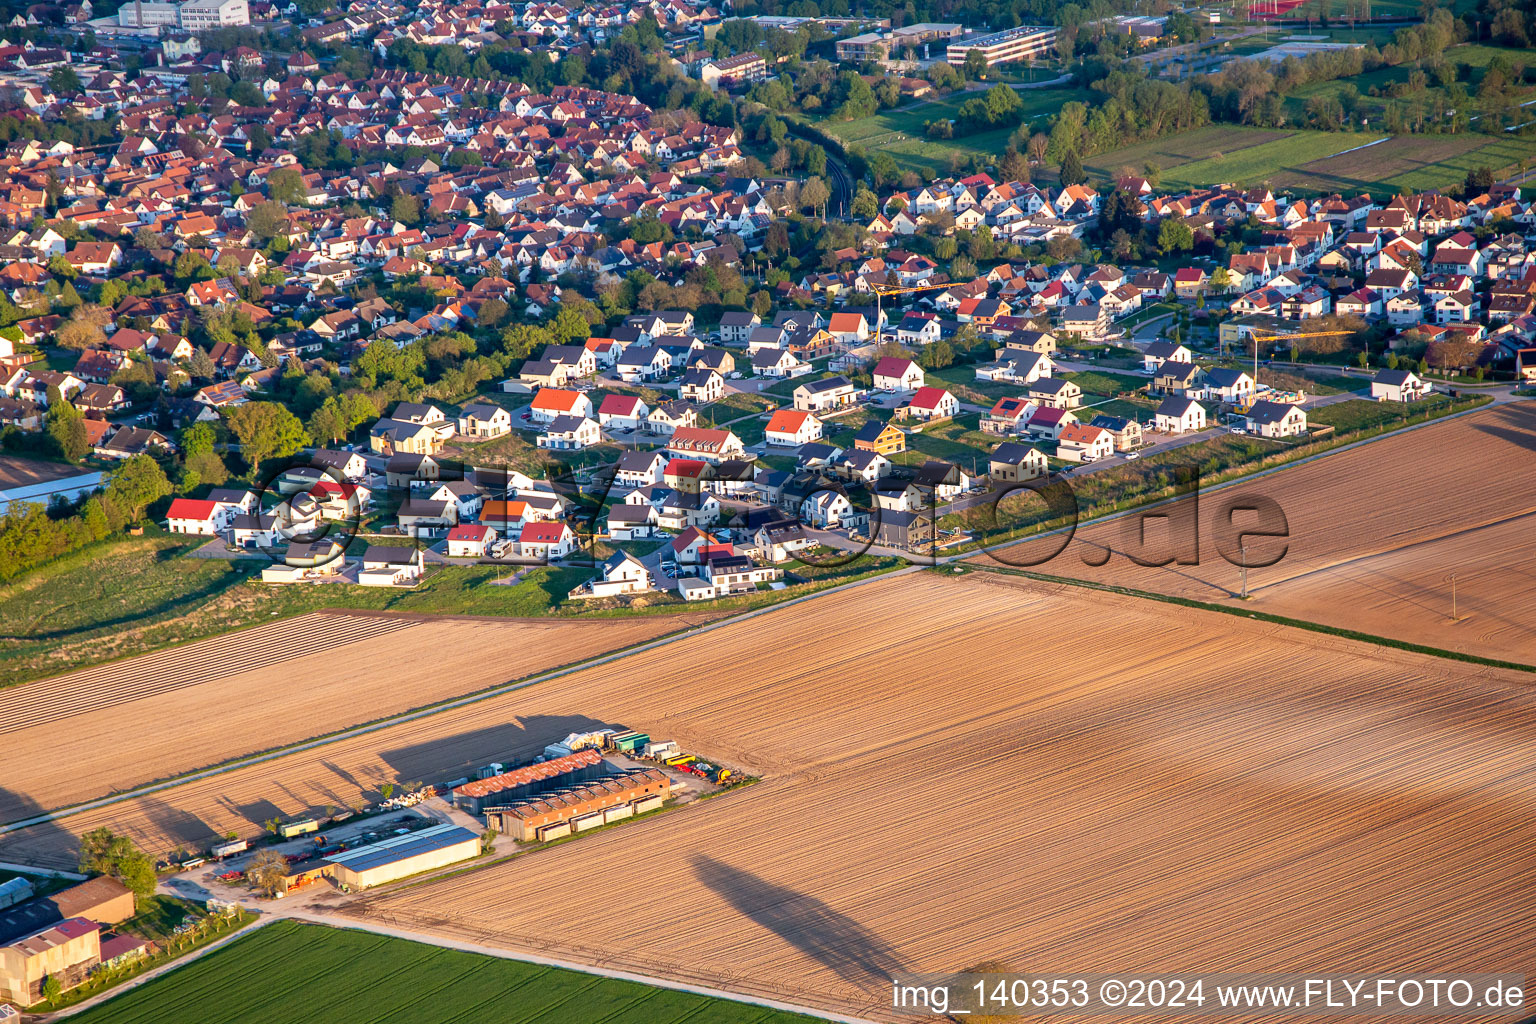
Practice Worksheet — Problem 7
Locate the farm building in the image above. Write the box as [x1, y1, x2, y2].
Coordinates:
[0, 918, 99, 1004]
[450, 749, 611, 815]
[323, 824, 480, 891]
[483, 769, 672, 842]
[0, 876, 135, 951]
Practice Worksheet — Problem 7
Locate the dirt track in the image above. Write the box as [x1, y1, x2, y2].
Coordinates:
[9, 573, 1536, 1022]
[972, 403, 1536, 663]
[0, 610, 713, 824]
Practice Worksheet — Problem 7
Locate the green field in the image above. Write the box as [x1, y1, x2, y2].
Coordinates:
[67, 921, 827, 1024]
[1084, 125, 1351, 183]
[817, 86, 1085, 177]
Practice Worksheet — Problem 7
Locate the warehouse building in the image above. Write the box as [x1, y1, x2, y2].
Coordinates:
[484, 769, 672, 843]
[947, 25, 1058, 67]
[0, 918, 100, 1004]
[0, 876, 135, 948]
[322, 824, 481, 891]
[450, 748, 611, 814]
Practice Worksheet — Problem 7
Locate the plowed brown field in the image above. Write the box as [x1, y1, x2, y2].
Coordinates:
[973, 403, 1536, 663]
[7, 573, 1536, 1023]
[0, 610, 713, 824]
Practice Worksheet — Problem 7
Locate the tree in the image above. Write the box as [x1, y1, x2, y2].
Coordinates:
[188, 347, 217, 380]
[998, 146, 1030, 184]
[42, 975, 62, 1005]
[180, 421, 216, 458]
[266, 167, 306, 206]
[1357, 349, 1369, 369]
[77, 827, 157, 901]
[104, 455, 171, 519]
[477, 297, 508, 329]
[246, 849, 290, 898]
[1463, 165, 1495, 198]
[46, 395, 88, 463]
[1058, 150, 1086, 187]
[56, 305, 110, 350]
[851, 186, 878, 220]
[800, 177, 830, 219]
[246, 201, 289, 241]
[962, 49, 988, 80]
[48, 66, 82, 95]
[1026, 132, 1049, 166]
[918, 339, 954, 369]
[392, 193, 421, 226]
[225, 402, 308, 470]
[1157, 218, 1195, 255]
[185, 451, 230, 488]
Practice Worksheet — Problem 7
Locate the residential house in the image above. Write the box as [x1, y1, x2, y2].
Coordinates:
[988, 440, 1048, 482]
[793, 376, 858, 413]
[1028, 377, 1082, 410]
[456, 403, 512, 438]
[854, 419, 906, 455]
[1056, 423, 1114, 463]
[517, 521, 577, 560]
[765, 409, 823, 447]
[597, 394, 650, 432]
[897, 386, 958, 422]
[1371, 368, 1430, 402]
[538, 415, 601, 450]
[872, 357, 924, 392]
[1245, 399, 1307, 437]
[982, 396, 1035, 435]
[1154, 396, 1206, 434]
[530, 388, 594, 423]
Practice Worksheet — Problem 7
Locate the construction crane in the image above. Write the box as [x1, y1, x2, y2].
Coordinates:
[871, 279, 957, 334]
[1243, 330, 1354, 380]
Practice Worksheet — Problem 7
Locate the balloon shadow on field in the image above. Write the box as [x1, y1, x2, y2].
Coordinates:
[691, 853, 906, 985]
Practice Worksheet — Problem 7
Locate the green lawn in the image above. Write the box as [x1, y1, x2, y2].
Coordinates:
[816, 87, 1086, 177]
[1061, 370, 1147, 397]
[67, 921, 828, 1024]
[1306, 394, 1460, 432]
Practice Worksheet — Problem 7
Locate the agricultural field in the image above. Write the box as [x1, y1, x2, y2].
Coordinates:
[68, 921, 824, 1024]
[0, 610, 713, 824]
[1273, 133, 1535, 195]
[6, 572, 1535, 1021]
[328, 570, 1536, 1021]
[978, 402, 1536, 663]
[1146, 130, 1389, 190]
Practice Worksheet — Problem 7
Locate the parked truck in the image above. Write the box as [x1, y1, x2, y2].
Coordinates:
[211, 839, 248, 859]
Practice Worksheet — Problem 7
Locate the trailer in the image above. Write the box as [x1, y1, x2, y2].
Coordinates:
[279, 819, 319, 839]
[211, 839, 248, 859]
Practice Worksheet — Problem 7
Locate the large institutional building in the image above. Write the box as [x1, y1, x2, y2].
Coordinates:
[117, 0, 249, 31]
[946, 25, 1058, 67]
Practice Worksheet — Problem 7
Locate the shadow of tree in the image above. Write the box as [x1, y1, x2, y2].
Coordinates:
[691, 853, 905, 985]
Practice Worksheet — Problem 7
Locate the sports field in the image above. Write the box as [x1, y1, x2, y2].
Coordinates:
[67, 921, 824, 1024]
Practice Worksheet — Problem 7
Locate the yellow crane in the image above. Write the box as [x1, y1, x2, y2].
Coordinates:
[871, 279, 957, 332]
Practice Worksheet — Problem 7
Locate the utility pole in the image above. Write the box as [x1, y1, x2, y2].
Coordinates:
[1239, 539, 1248, 599]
